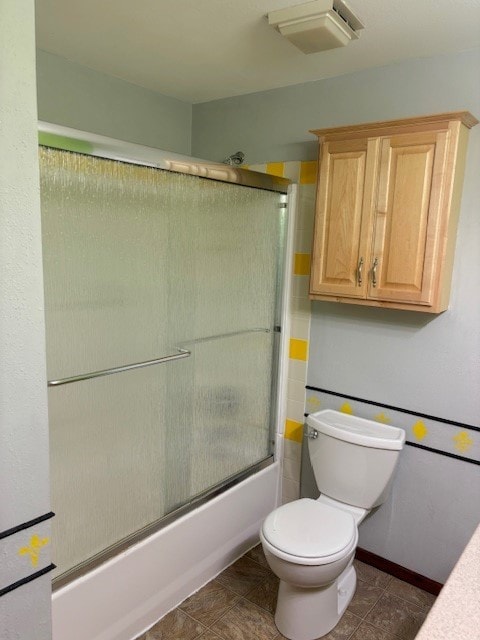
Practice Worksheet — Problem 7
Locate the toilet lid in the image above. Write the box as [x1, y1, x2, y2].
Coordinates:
[262, 499, 355, 560]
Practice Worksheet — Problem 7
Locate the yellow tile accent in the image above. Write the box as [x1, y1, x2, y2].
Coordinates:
[375, 412, 391, 424]
[294, 253, 311, 276]
[242, 164, 249, 170]
[453, 430, 474, 453]
[18, 534, 50, 568]
[340, 402, 353, 414]
[289, 338, 308, 361]
[285, 419, 304, 443]
[412, 420, 428, 441]
[300, 161, 318, 184]
[266, 162, 284, 177]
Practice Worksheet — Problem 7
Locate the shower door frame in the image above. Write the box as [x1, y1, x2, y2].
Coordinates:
[39, 122, 293, 589]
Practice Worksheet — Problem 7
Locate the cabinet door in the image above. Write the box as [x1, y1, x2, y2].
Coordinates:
[368, 131, 449, 305]
[310, 138, 379, 298]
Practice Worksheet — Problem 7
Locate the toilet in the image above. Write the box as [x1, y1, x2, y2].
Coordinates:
[260, 409, 405, 640]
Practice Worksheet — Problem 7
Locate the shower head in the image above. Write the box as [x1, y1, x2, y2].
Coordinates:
[223, 151, 245, 166]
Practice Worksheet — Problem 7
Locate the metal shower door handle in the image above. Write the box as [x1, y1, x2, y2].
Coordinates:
[48, 348, 191, 387]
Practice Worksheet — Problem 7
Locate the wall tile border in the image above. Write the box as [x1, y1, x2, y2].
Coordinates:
[306, 387, 480, 465]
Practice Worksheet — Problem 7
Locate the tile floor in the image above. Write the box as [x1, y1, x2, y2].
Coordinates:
[135, 545, 436, 640]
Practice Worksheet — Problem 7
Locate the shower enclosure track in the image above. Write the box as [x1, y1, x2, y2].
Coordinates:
[38, 121, 290, 194]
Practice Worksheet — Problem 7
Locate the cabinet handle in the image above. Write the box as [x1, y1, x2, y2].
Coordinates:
[372, 257, 379, 287]
[357, 257, 364, 286]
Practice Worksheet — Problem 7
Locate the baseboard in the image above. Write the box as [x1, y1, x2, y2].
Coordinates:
[355, 548, 443, 596]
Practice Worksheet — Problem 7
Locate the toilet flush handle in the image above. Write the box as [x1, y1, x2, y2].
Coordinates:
[308, 427, 319, 439]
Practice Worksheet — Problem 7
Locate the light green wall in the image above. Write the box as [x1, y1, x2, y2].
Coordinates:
[37, 50, 192, 154]
[192, 48, 480, 164]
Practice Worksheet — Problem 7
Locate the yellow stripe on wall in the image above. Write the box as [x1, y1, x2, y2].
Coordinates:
[289, 338, 308, 361]
[300, 161, 317, 184]
[285, 419, 304, 443]
[266, 162, 284, 177]
[294, 253, 311, 276]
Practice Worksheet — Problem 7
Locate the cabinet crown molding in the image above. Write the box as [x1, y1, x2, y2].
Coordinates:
[310, 111, 478, 141]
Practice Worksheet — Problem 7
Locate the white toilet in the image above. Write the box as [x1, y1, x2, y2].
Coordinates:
[260, 409, 405, 640]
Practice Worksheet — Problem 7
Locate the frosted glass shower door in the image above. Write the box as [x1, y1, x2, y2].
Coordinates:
[40, 147, 285, 581]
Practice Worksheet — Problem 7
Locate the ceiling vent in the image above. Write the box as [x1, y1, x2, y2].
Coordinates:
[268, 0, 364, 54]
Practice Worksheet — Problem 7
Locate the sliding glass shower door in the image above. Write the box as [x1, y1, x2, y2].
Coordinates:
[40, 146, 287, 582]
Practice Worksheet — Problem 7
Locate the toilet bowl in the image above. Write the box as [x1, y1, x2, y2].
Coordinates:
[261, 410, 405, 640]
[260, 498, 361, 640]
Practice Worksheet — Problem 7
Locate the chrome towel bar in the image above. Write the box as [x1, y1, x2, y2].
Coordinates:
[47, 348, 191, 387]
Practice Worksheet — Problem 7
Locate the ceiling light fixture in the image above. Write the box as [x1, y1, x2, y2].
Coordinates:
[268, 0, 364, 54]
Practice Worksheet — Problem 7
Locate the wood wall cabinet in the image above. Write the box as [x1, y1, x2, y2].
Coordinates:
[309, 112, 478, 312]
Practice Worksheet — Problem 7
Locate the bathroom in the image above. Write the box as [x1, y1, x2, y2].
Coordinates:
[1, 1, 479, 639]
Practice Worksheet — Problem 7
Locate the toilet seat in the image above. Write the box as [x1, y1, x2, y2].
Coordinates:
[261, 498, 358, 566]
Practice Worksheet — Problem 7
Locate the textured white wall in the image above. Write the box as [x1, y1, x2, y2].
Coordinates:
[0, 0, 52, 636]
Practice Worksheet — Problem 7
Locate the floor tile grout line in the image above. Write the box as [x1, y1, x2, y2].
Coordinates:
[360, 604, 425, 640]
[355, 571, 435, 614]
[350, 581, 390, 622]
[344, 611, 364, 640]
[205, 597, 242, 631]
[234, 596, 280, 637]
[203, 596, 279, 640]
[199, 594, 249, 632]
[178, 607, 210, 637]
[353, 618, 406, 640]
[246, 557, 269, 570]
[242, 590, 276, 616]
[372, 586, 434, 615]
[181, 592, 242, 632]
[354, 562, 394, 589]
[382, 586, 435, 612]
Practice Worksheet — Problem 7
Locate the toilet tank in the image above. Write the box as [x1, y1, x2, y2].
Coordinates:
[307, 410, 405, 510]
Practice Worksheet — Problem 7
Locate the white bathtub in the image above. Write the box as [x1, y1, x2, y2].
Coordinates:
[52, 461, 280, 640]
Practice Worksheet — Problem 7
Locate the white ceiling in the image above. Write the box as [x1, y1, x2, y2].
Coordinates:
[35, 0, 480, 104]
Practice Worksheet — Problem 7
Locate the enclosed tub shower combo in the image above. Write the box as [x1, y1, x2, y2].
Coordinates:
[38, 123, 293, 640]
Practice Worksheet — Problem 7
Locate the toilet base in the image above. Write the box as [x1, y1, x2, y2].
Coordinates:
[274, 565, 357, 640]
